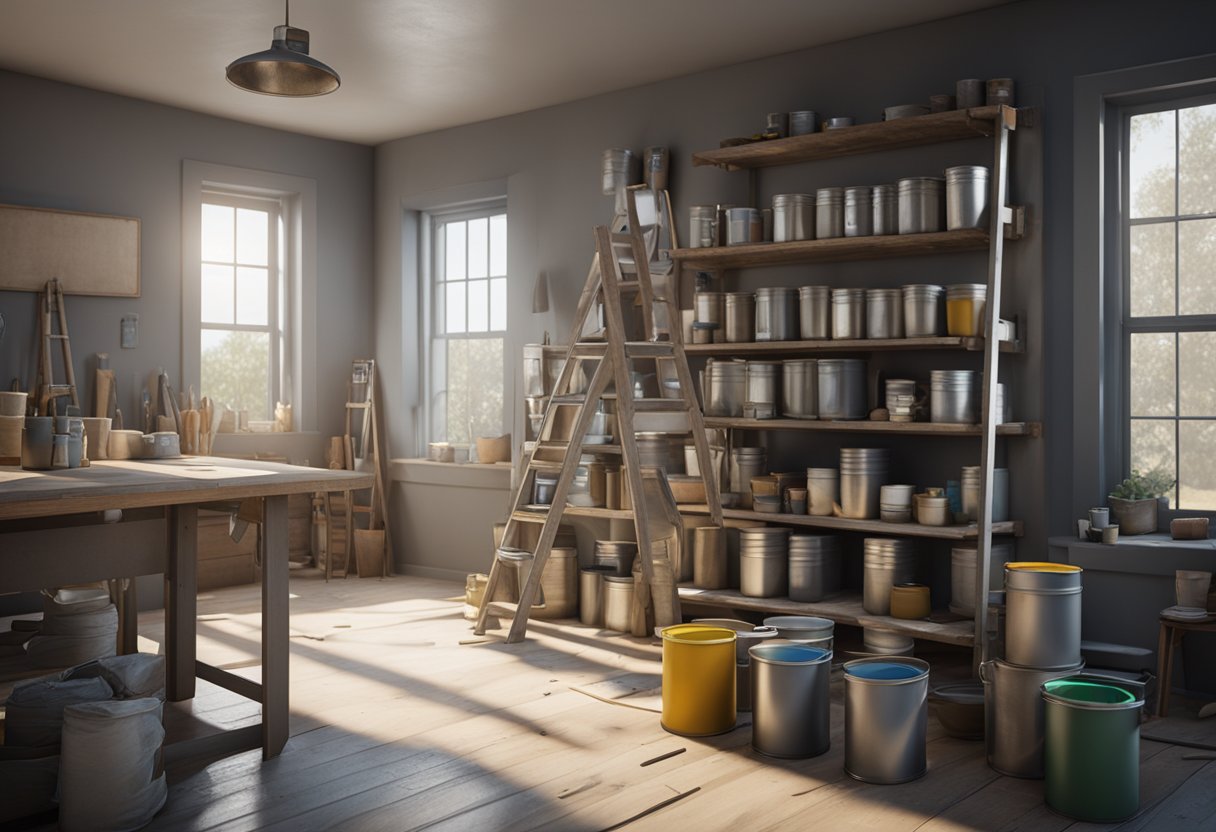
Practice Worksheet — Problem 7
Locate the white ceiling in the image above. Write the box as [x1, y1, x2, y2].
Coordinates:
[0, 0, 1013, 145]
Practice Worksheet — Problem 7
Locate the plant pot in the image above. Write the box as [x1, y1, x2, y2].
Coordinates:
[1107, 497, 1157, 536]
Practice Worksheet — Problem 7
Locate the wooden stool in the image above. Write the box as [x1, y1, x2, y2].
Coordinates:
[1155, 614, 1216, 717]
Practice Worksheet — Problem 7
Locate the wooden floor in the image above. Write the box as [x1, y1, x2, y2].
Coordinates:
[9, 572, 1216, 831]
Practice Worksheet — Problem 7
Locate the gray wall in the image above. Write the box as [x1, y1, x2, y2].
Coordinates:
[0, 70, 375, 446]
[375, 0, 1216, 577]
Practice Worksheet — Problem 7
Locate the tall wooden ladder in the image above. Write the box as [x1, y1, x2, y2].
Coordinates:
[474, 214, 722, 644]
[35, 278, 79, 416]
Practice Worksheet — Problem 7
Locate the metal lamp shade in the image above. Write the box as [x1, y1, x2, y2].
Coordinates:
[226, 26, 340, 96]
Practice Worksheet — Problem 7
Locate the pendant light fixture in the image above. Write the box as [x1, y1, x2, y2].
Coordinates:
[225, 0, 340, 97]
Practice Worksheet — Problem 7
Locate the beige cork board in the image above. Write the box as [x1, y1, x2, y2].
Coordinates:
[0, 203, 141, 297]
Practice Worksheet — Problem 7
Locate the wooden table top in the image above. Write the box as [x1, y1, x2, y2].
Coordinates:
[0, 457, 374, 520]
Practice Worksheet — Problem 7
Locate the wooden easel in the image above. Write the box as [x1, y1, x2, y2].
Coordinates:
[35, 278, 79, 416]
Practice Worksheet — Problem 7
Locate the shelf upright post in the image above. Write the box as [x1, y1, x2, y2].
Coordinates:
[973, 106, 1017, 671]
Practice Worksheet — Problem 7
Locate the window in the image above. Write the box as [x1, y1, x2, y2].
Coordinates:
[199, 195, 281, 422]
[428, 207, 508, 445]
[1122, 99, 1216, 509]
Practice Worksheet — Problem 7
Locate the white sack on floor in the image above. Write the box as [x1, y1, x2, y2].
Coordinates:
[0, 748, 59, 822]
[3, 676, 114, 747]
[59, 698, 167, 832]
[43, 584, 113, 615]
[25, 603, 118, 668]
[61, 653, 166, 701]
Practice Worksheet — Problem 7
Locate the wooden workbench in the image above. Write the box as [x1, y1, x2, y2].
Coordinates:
[0, 456, 372, 760]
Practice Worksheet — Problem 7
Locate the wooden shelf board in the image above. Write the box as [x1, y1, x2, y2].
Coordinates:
[680, 505, 1022, 539]
[676, 587, 975, 647]
[682, 336, 1023, 355]
[692, 105, 1017, 170]
[669, 229, 990, 269]
[702, 417, 1040, 437]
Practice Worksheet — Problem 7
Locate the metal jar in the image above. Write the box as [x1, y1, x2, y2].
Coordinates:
[960, 465, 1010, 522]
[949, 542, 1014, 615]
[872, 184, 899, 235]
[695, 290, 725, 330]
[788, 535, 843, 601]
[844, 657, 930, 784]
[601, 148, 636, 196]
[807, 467, 839, 516]
[772, 193, 815, 242]
[840, 448, 890, 520]
[751, 644, 833, 759]
[789, 110, 818, 136]
[692, 526, 728, 589]
[817, 359, 867, 420]
[982, 658, 1084, 778]
[946, 283, 988, 337]
[844, 186, 874, 237]
[1004, 563, 1083, 670]
[738, 528, 790, 598]
[689, 205, 718, 249]
[731, 447, 767, 507]
[897, 177, 946, 234]
[579, 565, 616, 626]
[642, 146, 669, 191]
[602, 575, 635, 632]
[902, 284, 945, 337]
[704, 359, 747, 417]
[781, 359, 818, 419]
[531, 547, 578, 619]
[930, 369, 979, 424]
[865, 288, 905, 339]
[1042, 678, 1143, 822]
[863, 537, 918, 614]
[831, 288, 866, 339]
[815, 187, 844, 239]
[745, 361, 780, 411]
[946, 165, 991, 230]
[594, 540, 638, 576]
[798, 285, 831, 339]
[724, 292, 755, 342]
[754, 287, 798, 341]
[661, 624, 737, 737]
[725, 207, 763, 245]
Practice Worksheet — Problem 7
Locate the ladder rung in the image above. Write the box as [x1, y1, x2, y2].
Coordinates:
[528, 460, 564, 473]
[511, 510, 549, 523]
[352, 505, 372, 513]
[633, 399, 689, 413]
[624, 342, 675, 357]
[550, 394, 590, 405]
[345, 402, 371, 409]
[48, 334, 70, 340]
[569, 343, 607, 358]
[616, 280, 641, 291]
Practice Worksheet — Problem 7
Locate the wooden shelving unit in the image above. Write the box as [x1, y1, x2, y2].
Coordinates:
[683, 335, 1023, 355]
[701, 417, 1042, 437]
[677, 587, 975, 647]
[669, 228, 990, 269]
[680, 505, 1021, 539]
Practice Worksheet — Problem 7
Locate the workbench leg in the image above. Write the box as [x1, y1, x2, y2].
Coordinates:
[262, 494, 290, 759]
[118, 578, 138, 654]
[166, 505, 197, 701]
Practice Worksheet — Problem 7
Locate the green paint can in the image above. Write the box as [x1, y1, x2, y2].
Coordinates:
[1042, 678, 1143, 822]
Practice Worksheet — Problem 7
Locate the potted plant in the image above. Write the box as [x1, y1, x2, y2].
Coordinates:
[1108, 468, 1175, 536]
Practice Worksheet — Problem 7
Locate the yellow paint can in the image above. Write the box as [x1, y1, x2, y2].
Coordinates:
[661, 624, 737, 737]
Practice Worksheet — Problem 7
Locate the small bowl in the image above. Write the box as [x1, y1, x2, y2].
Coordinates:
[929, 681, 985, 740]
[753, 494, 782, 513]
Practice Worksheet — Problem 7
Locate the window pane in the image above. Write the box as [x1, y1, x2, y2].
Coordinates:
[1129, 111, 1176, 219]
[467, 279, 489, 333]
[490, 214, 507, 276]
[1179, 218, 1216, 316]
[236, 208, 269, 266]
[1130, 332, 1175, 417]
[202, 204, 234, 262]
[445, 281, 466, 334]
[1179, 420, 1216, 510]
[1179, 103, 1216, 216]
[1130, 418, 1176, 506]
[201, 329, 270, 421]
[1180, 331, 1216, 417]
[444, 337, 503, 445]
[1129, 222, 1175, 317]
[201, 264, 234, 324]
[490, 277, 507, 331]
[445, 221, 466, 280]
[236, 266, 269, 326]
[467, 217, 488, 279]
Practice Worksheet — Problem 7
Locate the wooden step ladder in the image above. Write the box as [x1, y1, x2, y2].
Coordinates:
[35, 278, 79, 416]
[474, 199, 722, 644]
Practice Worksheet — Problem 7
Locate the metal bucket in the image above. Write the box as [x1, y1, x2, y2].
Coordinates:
[960, 466, 1010, 522]
[740, 552, 789, 598]
[902, 284, 945, 337]
[807, 467, 839, 516]
[865, 289, 904, 339]
[1042, 678, 1143, 822]
[602, 575, 635, 632]
[745, 362, 780, 411]
[844, 186, 873, 237]
[730, 447, 767, 507]
[689, 205, 717, 249]
[661, 625, 737, 737]
[1005, 563, 1083, 670]
[692, 526, 728, 589]
[789, 110, 818, 136]
[781, 359, 818, 419]
[789, 543, 843, 602]
[764, 614, 834, 644]
[755, 287, 798, 341]
[982, 658, 1084, 778]
[840, 448, 889, 520]
[946, 165, 990, 230]
[950, 542, 1014, 615]
[798, 285, 831, 339]
[844, 658, 930, 784]
[579, 565, 615, 626]
[831, 288, 866, 339]
[897, 177, 945, 234]
[726, 207, 763, 245]
[531, 547, 578, 619]
[594, 540, 638, 576]
[818, 359, 867, 419]
[946, 284, 987, 337]
[691, 618, 780, 664]
[724, 292, 755, 342]
[704, 359, 747, 417]
[772, 193, 815, 242]
[601, 148, 636, 196]
[930, 369, 979, 424]
[863, 538, 918, 614]
[534, 473, 558, 505]
[751, 644, 833, 758]
[815, 187, 844, 239]
[872, 184, 899, 236]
